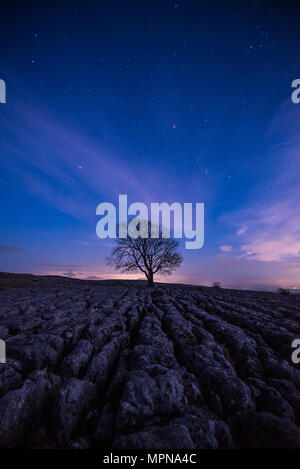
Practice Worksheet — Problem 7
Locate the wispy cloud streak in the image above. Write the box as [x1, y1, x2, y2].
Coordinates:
[222, 100, 300, 266]
[0, 244, 23, 252]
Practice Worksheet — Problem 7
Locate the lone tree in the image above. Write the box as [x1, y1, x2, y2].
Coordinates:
[106, 222, 182, 286]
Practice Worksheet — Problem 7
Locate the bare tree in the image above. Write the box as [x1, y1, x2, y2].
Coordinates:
[277, 287, 290, 295]
[106, 222, 182, 286]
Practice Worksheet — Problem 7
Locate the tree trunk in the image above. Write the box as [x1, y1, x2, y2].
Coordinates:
[146, 272, 154, 286]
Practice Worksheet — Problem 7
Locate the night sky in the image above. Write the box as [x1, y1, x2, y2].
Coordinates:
[1, 0, 300, 288]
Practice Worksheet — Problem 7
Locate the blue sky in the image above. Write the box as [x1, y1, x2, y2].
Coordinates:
[1, 0, 300, 288]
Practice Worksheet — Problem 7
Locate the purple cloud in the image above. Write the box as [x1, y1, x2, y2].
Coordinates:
[219, 245, 232, 253]
[222, 99, 300, 264]
[0, 244, 23, 252]
[62, 271, 77, 277]
[37, 264, 87, 268]
[2, 102, 154, 219]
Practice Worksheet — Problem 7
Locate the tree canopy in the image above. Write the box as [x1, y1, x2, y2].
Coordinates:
[106, 222, 182, 285]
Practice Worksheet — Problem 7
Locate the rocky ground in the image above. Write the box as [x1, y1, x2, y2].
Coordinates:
[0, 273, 299, 449]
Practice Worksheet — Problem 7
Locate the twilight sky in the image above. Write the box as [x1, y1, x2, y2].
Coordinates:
[1, 0, 300, 288]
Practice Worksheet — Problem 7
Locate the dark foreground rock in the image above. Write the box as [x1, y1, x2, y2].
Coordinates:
[0, 274, 299, 449]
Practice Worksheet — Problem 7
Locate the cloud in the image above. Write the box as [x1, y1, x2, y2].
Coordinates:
[86, 275, 102, 280]
[238, 199, 300, 261]
[75, 241, 97, 246]
[237, 226, 247, 236]
[0, 244, 23, 252]
[241, 238, 300, 262]
[222, 99, 300, 264]
[37, 264, 87, 269]
[1, 102, 151, 219]
[219, 245, 232, 252]
[62, 271, 77, 277]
